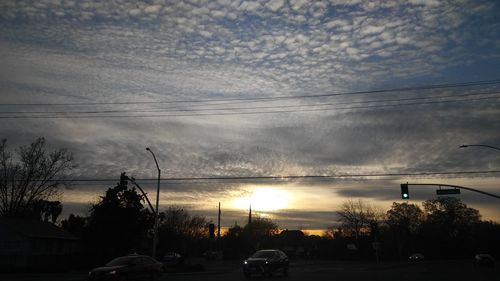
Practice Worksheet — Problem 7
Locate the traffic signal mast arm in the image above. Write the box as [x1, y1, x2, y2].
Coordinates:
[126, 176, 157, 214]
[405, 183, 500, 200]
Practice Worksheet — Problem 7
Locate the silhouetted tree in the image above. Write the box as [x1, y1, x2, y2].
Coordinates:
[472, 220, 500, 255]
[30, 199, 63, 223]
[421, 197, 481, 258]
[85, 175, 154, 260]
[0, 138, 73, 218]
[226, 223, 244, 238]
[322, 226, 338, 239]
[387, 202, 424, 233]
[157, 207, 210, 256]
[244, 216, 279, 253]
[222, 217, 280, 257]
[159, 207, 209, 239]
[386, 202, 424, 258]
[61, 213, 87, 237]
[245, 216, 279, 237]
[336, 199, 377, 240]
[222, 222, 245, 258]
[423, 197, 480, 238]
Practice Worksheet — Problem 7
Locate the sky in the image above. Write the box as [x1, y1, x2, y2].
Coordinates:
[1, 0, 500, 232]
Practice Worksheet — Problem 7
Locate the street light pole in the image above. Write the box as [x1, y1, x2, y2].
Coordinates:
[146, 147, 161, 260]
[459, 144, 500, 151]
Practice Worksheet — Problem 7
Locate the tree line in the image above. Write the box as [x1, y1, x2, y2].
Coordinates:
[328, 198, 500, 260]
[1, 138, 499, 267]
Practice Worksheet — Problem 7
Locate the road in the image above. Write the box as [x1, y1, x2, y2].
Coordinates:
[1, 260, 498, 281]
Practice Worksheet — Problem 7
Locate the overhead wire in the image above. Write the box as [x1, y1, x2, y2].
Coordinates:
[0, 93, 498, 119]
[1, 90, 499, 115]
[11, 169, 500, 183]
[1, 79, 500, 107]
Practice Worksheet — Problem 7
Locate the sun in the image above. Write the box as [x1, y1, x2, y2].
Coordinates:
[233, 187, 290, 212]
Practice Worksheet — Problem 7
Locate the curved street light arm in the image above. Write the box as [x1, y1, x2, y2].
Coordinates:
[459, 144, 500, 151]
[146, 147, 161, 172]
[126, 176, 156, 214]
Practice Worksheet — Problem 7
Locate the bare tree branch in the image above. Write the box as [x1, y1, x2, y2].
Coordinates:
[0, 138, 73, 218]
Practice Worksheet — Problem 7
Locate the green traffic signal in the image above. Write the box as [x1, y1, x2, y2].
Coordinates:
[401, 183, 409, 199]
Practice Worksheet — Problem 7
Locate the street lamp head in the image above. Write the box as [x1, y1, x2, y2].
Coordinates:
[458, 144, 500, 151]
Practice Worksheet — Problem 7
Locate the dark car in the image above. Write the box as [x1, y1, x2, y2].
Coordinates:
[474, 254, 495, 268]
[409, 253, 425, 261]
[243, 249, 289, 278]
[88, 254, 162, 281]
[162, 252, 183, 270]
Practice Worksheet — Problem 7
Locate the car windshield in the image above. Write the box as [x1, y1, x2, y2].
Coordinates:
[251, 251, 276, 259]
[106, 257, 137, 267]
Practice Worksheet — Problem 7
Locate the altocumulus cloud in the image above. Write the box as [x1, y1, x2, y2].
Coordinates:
[1, 0, 500, 225]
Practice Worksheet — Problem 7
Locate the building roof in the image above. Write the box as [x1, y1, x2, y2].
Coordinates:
[0, 218, 78, 240]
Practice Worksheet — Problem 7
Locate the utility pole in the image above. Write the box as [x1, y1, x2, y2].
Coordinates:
[217, 202, 221, 256]
[217, 202, 221, 240]
[248, 204, 252, 224]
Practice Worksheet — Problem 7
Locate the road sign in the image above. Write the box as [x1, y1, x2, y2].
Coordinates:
[436, 189, 460, 195]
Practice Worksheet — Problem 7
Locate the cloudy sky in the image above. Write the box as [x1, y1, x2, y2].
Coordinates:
[1, 0, 500, 232]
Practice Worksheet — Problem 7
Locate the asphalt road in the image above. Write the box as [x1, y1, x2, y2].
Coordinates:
[165, 260, 499, 281]
[1, 260, 498, 281]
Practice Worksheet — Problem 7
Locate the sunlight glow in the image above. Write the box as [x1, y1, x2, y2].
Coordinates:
[232, 187, 290, 212]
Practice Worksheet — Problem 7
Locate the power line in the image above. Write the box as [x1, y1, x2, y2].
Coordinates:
[2, 79, 500, 107]
[16, 170, 500, 183]
[2, 90, 499, 115]
[1, 93, 498, 119]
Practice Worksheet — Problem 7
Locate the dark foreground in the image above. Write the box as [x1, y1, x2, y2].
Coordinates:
[1, 259, 498, 281]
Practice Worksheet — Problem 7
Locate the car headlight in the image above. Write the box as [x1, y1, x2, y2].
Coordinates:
[107, 270, 117, 275]
[265, 260, 269, 264]
[244, 261, 248, 265]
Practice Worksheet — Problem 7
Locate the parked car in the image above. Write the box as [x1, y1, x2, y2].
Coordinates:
[242, 249, 289, 278]
[88, 254, 162, 281]
[474, 254, 495, 268]
[409, 253, 425, 261]
[162, 252, 183, 269]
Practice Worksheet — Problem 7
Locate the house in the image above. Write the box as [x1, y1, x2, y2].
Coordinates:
[0, 218, 78, 271]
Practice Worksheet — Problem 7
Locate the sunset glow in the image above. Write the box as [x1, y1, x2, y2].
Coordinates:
[232, 187, 291, 212]
[2, 0, 500, 233]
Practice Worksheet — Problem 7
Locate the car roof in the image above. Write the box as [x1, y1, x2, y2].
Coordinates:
[126, 254, 151, 258]
[256, 249, 283, 253]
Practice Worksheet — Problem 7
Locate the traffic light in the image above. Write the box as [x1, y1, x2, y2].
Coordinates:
[401, 183, 409, 199]
[120, 172, 128, 187]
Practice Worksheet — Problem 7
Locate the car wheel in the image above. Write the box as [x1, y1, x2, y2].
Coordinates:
[283, 267, 289, 277]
